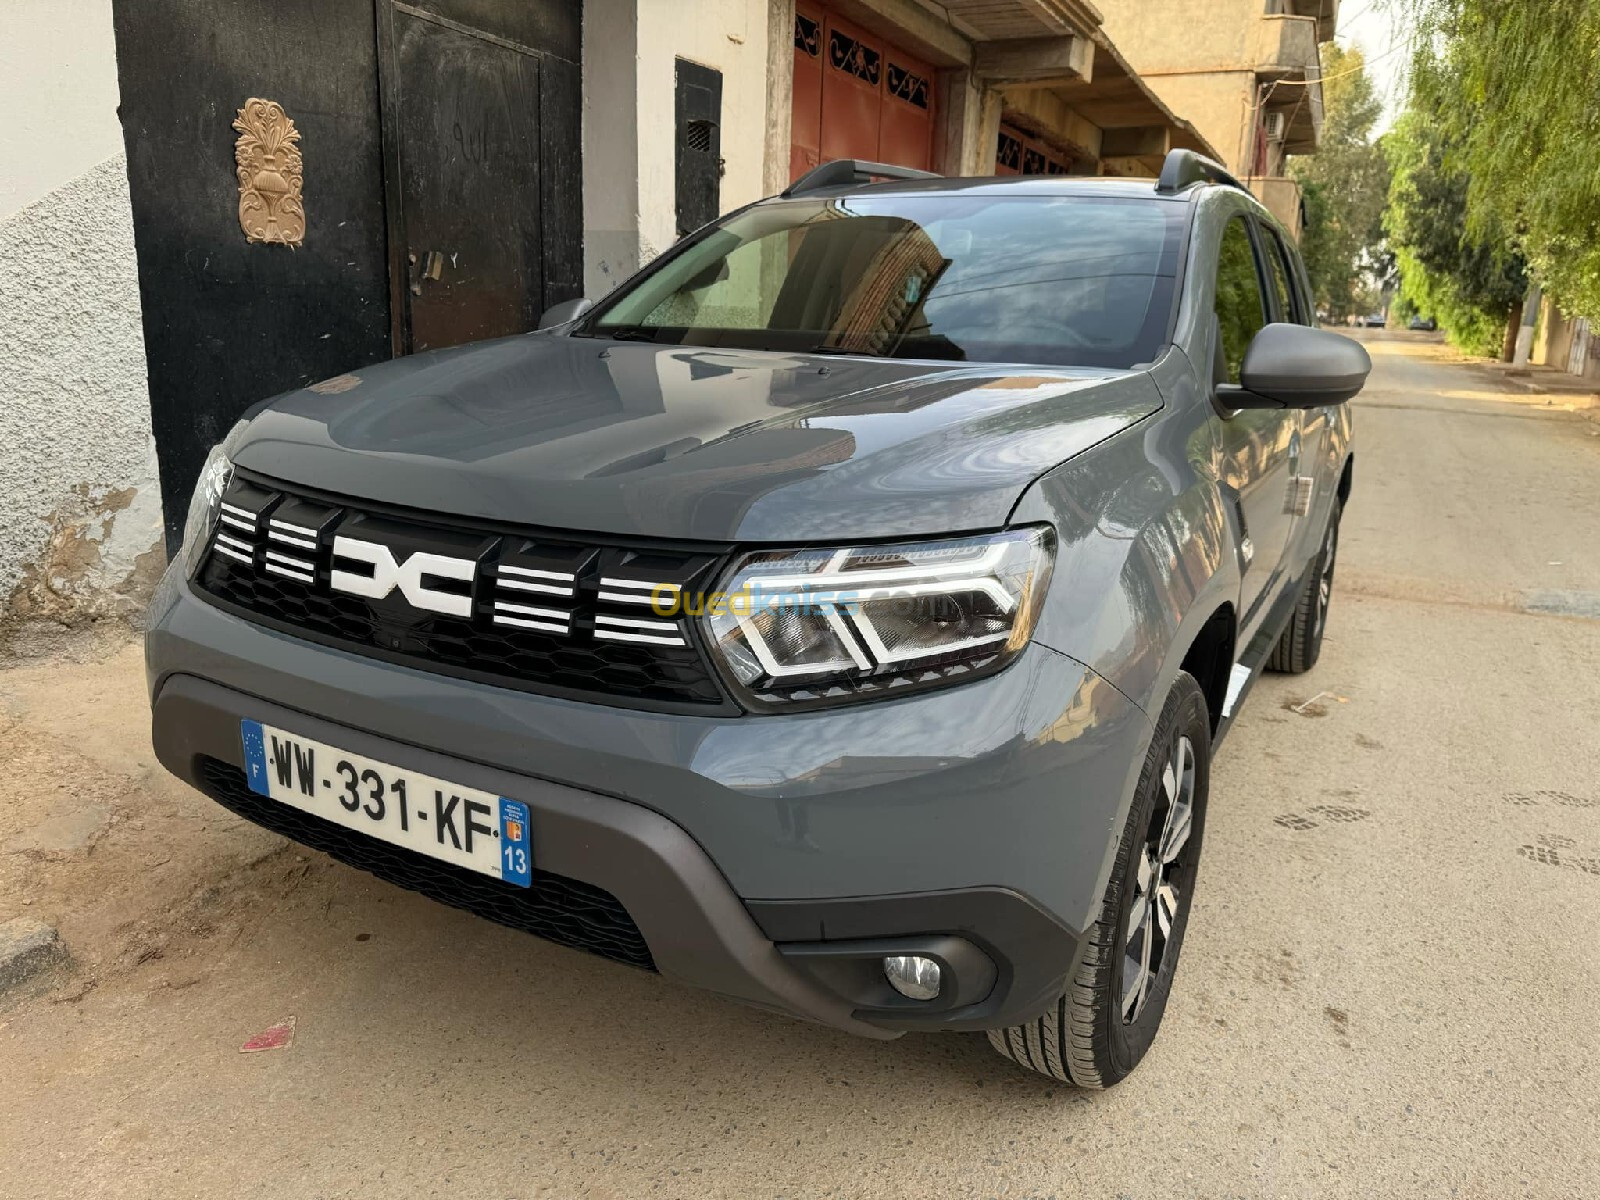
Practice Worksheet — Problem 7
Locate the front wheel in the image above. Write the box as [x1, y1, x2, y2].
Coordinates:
[1267, 501, 1341, 675]
[987, 672, 1212, 1088]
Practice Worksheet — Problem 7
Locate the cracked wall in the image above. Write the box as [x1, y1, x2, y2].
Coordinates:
[1, 154, 161, 628]
[2, 0, 159, 630]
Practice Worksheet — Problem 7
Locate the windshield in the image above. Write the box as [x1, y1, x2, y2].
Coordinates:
[577, 194, 1185, 369]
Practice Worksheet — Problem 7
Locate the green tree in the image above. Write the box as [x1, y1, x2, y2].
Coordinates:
[1396, 0, 1600, 320]
[1383, 107, 1527, 356]
[1290, 44, 1390, 321]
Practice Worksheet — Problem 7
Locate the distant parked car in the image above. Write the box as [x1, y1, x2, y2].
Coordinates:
[1408, 315, 1437, 331]
[1362, 312, 1387, 328]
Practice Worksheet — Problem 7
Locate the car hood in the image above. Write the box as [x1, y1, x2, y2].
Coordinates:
[231, 333, 1163, 544]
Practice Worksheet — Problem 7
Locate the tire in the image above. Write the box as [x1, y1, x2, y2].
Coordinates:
[987, 672, 1212, 1088]
[1267, 501, 1342, 675]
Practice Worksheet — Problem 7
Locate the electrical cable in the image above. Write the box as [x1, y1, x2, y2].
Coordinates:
[1267, 30, 1420, 85]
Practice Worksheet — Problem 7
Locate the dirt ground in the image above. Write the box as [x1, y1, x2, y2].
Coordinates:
[2, 331, 1599, 1199]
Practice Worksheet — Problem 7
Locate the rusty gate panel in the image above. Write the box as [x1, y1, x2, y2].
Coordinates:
[878, 48, 935, 171]
[791, 3, 937, 182]
[819, 11, 883, 164]
[997, 121, 1072, 177]
[791, 5, 824, 179]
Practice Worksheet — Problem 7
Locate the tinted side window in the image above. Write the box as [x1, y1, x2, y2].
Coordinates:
[1215, 217, 1268, 383]
[1288, 240, 1317, 324]
[1261, 228, 1297, 323]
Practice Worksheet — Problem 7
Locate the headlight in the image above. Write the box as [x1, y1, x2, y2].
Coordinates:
[702, 527, 1055, 707]
[180, 444, 235, 575]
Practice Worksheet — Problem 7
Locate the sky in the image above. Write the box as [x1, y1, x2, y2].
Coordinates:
[1334, 0, 1412, 133]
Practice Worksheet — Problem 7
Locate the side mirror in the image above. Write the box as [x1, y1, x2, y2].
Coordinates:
[537, 297, 594, 330]
[1219, 323, 1372, 409]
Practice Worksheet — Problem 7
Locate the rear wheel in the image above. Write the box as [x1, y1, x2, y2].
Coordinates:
[987, 672, 1211, 1088]
[1267, 501, 1341, 675]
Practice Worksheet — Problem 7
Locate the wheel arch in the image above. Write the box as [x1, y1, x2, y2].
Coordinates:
[1337, 452, 1355, 507]
[1177, 603, 1237, 736]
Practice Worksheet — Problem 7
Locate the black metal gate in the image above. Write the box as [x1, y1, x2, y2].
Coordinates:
[674, 59, 723, 239]
[377, 1, 582, 354]
[112, 0, 583, 551]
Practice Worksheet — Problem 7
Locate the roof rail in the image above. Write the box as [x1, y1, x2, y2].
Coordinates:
[782, 159, 942, 198]
[1155, 149, 1246, 196]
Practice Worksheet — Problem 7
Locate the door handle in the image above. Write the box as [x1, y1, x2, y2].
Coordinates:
[409, 250, 445, 295]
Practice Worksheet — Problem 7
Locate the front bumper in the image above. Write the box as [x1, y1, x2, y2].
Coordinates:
[147, 569, 1154, 1034]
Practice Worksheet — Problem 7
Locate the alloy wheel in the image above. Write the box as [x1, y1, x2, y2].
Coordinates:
[1313, 520, 1338, 641]
[1121, 734, 1196, 1024]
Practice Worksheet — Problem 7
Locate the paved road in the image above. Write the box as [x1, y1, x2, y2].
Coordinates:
[3, 331, 1598, 1199]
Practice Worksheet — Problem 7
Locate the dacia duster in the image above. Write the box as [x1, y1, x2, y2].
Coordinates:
[147, 151, 1369, 1087]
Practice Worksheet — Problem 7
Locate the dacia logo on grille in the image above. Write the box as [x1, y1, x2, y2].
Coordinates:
[330, 536, 475, 618]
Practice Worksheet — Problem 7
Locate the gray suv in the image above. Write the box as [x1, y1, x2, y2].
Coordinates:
[146, 151, 1367, 1087]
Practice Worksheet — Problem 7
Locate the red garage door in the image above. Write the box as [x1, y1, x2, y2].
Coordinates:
[996, 123, 1073, 176]
[791, 3, 937, 181]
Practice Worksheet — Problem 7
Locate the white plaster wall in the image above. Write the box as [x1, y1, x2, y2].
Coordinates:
[583, 0, 774, 296]
[0, 157, 161, 623]
[634, 0, 771, 253]
[0, 0, 160, 625]
[583, 1, 646, 297]
[0, 0, 127, 221]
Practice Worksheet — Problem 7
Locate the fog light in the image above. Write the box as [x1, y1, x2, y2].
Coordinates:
[883, 955, 942, 1001]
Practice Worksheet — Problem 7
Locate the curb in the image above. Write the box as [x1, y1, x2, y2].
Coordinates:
[0, 918, 68, 993]
[1474, 364, 1600, 404]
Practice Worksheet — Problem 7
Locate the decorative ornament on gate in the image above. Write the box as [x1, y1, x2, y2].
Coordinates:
[233, 98, 305, 246]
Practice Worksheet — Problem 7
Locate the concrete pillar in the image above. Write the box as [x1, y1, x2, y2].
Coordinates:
[582, 0, 644, 298]
[1512, 284, 1540, 366]
[763, 0, 796, 194]
[935, 68, 1003, 176]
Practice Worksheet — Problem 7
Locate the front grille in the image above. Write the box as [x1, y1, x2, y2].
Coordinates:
[197, 758, 655, 971]
[194, 471, 730, 710]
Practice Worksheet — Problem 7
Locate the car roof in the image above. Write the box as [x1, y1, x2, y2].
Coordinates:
[766, 174, 1193, 204]
[775, 151, 1266, 207]
[765, 167, 1289, 242]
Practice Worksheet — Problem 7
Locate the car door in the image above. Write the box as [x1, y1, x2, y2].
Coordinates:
[1211, 213, 1298, 630]
[1256, 220, 1326, 559]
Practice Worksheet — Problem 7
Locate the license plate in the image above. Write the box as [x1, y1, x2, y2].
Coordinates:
[239, 720, 532, 888]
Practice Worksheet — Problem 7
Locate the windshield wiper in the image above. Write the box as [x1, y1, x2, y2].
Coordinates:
[602, 326, 662, 343]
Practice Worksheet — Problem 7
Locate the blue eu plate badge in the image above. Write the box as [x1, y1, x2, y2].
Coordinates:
[241, 720, 271, 796]
[498, 799, 532, 887]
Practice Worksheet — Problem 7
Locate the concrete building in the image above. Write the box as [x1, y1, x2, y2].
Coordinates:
[586, 0, 1219, 297]
[1094, 0, 1337, 237]
[1530, 299, 1600, 382]
[2, 0, 1228, 626]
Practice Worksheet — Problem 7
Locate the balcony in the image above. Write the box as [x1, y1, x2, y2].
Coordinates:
[1271, 0, 1342, 43]
[939, 0, 1101, 42]
[1251, 15, 1324, 150]
[1251, 14, 1319, 77]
